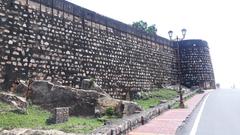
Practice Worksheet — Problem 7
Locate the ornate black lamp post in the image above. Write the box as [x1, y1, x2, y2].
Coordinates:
[168, 29, 187, 108]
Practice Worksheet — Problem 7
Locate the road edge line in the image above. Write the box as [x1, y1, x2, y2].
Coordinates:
[189, 93, 210, 135]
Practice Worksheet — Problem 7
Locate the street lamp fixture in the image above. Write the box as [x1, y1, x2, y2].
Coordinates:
[168, 29, 187, 108]
[168, 30, 173, 40]
[181, 28, 187, 39]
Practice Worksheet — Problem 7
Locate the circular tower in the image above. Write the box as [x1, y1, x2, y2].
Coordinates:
[178, 39, 215, 89]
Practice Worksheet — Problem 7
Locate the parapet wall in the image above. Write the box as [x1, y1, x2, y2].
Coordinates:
[0, 0, 178, 99]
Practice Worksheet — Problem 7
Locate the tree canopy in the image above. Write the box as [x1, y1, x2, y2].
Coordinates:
[132, 20, 157, 35]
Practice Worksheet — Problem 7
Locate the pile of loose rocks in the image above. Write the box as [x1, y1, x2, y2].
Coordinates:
[0, 92, 28, 114]
[2, 79, 142, 117]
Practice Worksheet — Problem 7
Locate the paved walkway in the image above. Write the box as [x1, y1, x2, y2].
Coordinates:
[128, 91, 210, 135]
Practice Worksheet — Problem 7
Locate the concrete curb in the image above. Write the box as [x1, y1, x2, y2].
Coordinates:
[175, 91, 211, 134]
[91, 91, 197, 135]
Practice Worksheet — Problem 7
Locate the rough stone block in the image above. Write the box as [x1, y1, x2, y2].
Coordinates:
[53, 107, 69, 124]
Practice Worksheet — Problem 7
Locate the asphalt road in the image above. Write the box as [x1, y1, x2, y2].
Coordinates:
[176, 89, 240, 135]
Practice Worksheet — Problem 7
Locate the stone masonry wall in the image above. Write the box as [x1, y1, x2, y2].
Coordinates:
[0, 0, 178, 99]
[179, 40, 215, 89]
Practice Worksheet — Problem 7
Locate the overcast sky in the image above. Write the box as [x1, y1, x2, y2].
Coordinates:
[67, 0, 240, 88]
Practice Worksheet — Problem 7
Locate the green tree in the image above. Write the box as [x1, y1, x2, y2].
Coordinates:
[132, 20, 148, 32]
[132, 20, 157, 35]
[146, 24, 157, 35]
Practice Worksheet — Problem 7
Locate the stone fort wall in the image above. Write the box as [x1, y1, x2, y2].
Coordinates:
[179, 40, 215, 89]
[0, 0, 179, 99]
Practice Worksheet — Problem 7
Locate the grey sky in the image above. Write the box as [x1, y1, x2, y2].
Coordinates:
[67, 0, 240, 88]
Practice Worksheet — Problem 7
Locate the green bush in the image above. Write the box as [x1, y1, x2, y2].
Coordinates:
[105, 107, 114, 116]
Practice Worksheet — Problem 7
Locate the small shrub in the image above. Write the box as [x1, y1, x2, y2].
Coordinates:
[105, 107, 114, 116]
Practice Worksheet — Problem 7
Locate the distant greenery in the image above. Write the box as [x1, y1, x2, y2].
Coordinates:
[0, 102, 103, 134]
[132, 20, 157, 35]
[134, 88, 178, 110]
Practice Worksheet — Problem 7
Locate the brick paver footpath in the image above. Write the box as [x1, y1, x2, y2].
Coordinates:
[128, 91, 211, 135]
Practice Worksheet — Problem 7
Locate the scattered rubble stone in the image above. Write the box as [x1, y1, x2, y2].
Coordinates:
[122, 101, 142, 116]
[81, 79, 110, 96]
[15, 80, 28, 96]
[29, 80, 141, 117]
[96, 97, 142, 117]
[0, 92, 28, 114]
[30, 80, 107, 116]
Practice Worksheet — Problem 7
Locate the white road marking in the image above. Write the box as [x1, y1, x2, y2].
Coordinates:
[189, 94, 210, 135]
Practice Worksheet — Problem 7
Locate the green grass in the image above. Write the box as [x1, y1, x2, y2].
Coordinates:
[0, 102, 15, 112]
[0, 102, 103, 134]
[134, 89, 178, 110]
[45, 117, 103, 133]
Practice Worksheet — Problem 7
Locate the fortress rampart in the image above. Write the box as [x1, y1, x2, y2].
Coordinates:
[0, 0, 215, 99]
